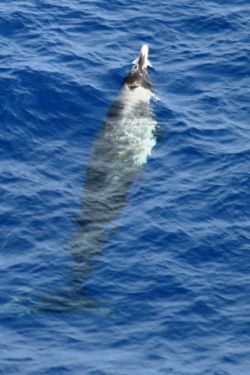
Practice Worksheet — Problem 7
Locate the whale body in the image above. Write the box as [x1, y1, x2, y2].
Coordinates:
[35, 45, 158, 310]
[71, 45, 157, 287]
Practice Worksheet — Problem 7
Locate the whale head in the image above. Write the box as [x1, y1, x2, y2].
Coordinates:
[124, 44, 153, 91]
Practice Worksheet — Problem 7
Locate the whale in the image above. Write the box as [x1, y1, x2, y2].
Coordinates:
[71, 44, 157, 287]
[35, 45, 158, 311]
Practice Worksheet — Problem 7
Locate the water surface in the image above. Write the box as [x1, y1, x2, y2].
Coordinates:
[0, 0, 249, 374]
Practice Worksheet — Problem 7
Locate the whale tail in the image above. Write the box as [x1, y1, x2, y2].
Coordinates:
[37, 226, 105, 312]
[132, 44, 153, 72]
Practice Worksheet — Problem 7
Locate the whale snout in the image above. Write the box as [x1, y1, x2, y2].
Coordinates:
[139, 44, 149, 71]
[132, 44, 152, 73]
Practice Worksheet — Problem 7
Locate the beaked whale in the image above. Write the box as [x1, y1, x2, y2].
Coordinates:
[72, 44, 157, 286]
[39, 45, 158, 311]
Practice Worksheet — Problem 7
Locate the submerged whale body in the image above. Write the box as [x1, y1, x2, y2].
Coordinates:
[36, 45, 158, 311]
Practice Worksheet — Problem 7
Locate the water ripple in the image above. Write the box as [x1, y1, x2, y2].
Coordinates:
[0, 0, 249, 374]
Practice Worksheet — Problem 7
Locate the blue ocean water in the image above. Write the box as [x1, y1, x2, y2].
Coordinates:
[0, 0, 249, 374]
